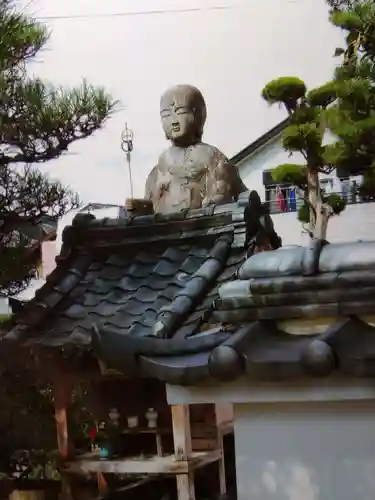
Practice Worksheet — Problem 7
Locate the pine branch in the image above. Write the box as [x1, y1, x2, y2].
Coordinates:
[0, 0, 48, 76]
[0, 0, 116, 295]
[0, 77, 116, 165]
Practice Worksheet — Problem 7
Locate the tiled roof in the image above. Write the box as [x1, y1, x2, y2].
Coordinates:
[96, 238, 375, 384]
[7, 197, 375, 386]
[205, 239, 375, 383]
[19, 239, 244, 348]
[6, 192, 281, 384]
[8, 197, 375, 386]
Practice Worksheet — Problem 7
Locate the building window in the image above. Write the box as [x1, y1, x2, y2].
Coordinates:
[320, 178, 335, 194]
[264, 171, 339, 214]
[265, 184, 301, 214]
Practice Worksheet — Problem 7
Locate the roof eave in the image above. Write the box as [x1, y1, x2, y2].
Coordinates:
[229, 117, 289, 166]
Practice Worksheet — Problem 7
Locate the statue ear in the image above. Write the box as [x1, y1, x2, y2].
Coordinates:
[193, 106, 206, 140]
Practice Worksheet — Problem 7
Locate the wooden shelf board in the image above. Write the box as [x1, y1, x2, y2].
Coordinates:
[119, 422, 232, 437]
[120, 427, 170, 435]
[64, 449, 222, 476]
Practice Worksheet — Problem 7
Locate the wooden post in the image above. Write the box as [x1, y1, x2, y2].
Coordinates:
[52, 373, 74, 500]
[155, 432, 163, 457]
[215, 405, 227, 498]
[53, 380, 71, 460]
[171, 405, 195, 500]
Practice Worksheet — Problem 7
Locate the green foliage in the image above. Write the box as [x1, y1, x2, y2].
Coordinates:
[306, 81, 337, 107]
[261, 77, 306, 110]
[261, 53, 348, 236]
[0, 0, 116, 296]
[325, 192, 347, 214]
[296, 192, 346, 225]
[271, 163, 307, 186]
[0, 77, 115, 164]
[0, 352, 100, 479]
[0, 347, 56, 476]
[297, 202, 310, 224]
[322, 140, 348, 167]
[282, 123, 323, 153]
[0, 0, 48, 71]
[262, 0, 375, 237]
[330, 8, 363, 29]
[334, 78, 373, 111]
[359, 167, 375, 198]
[0, 1, 116, 480]
[323, 0, 375, 179]
[292, 105, 322, 125]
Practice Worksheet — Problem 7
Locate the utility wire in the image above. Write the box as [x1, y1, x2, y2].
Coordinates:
[36, 4, 251, 21]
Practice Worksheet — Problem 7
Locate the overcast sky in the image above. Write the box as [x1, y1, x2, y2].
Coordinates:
[24, 0, 344, 206]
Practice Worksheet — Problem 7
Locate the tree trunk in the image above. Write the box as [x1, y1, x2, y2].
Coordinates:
[315, 204, 330, 240]
[307, 169, 330, 240]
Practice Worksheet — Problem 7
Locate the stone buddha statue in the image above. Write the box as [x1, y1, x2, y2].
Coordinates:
[126, 84, 247, 215]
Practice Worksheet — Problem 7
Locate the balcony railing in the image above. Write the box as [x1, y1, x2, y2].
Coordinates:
[266, 191, 375, 215]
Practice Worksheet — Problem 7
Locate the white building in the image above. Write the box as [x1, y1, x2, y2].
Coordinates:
[233, 120, 373, 246]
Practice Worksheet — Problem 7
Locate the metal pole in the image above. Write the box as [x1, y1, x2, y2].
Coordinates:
[121, 122, 134, 199]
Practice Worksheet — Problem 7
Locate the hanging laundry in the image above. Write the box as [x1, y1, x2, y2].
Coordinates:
[276, 186, 287, 212]
[289, 187, 297, 212]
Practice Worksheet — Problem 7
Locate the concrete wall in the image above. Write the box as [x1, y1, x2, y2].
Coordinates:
[234, 400, 375, 500]
[40, 240, 57, 279]
[272, 203, 375, 246]
[0, 298, 10, 315]
[167, 379, 375, 500]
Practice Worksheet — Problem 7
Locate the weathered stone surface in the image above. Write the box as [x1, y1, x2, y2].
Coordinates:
[129, 84, 247, 215]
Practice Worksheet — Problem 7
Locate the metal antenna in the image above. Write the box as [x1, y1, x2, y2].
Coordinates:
[121, 122, 134, 199]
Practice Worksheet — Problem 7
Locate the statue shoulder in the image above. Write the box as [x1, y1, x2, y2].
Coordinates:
[146, 165, 159, 182]
[145, 165, 160, 199]
[199, 142, 229, 164]
[200, 143, 247, 198]
[157, 149, 168, 163]
[212, 145, 229, 163]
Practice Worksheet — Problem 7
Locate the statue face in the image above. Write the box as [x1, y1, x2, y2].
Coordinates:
[160, 101, 195, 144]
[160, 85, 206, 146]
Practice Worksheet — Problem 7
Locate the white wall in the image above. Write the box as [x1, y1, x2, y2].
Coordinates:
[238, 132, 343, 199]
[238, 135, 297, 197]
[0, 298, 10, 315]
[166, 379, 375, 500]
[272, 204, 375, 246]
[234, 400, 375, 500]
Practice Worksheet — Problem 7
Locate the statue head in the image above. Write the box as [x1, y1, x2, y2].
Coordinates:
[160, 84, 207, 147]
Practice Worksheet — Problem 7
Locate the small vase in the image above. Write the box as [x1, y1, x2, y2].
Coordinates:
[145, 408, 158, 428]
[99, 441, 114, 460]
[109, 407, 120, 426]
[99, 446, 110, 459]
[127, 415, 139, 428]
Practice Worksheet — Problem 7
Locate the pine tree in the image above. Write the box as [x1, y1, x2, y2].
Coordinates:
[326, 0, 375, 200]
[0, 0, 115, 296]
[261, 78, 346, 240]
[326, 0, 355, 11]
[261, 0, 375, 240]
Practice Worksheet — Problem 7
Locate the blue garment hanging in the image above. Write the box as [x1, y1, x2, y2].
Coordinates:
[289, 188, 297, 212]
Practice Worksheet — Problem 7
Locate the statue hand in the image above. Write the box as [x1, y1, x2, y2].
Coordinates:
[125, 198, 154, 215]
[125, 198, 137, 211]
